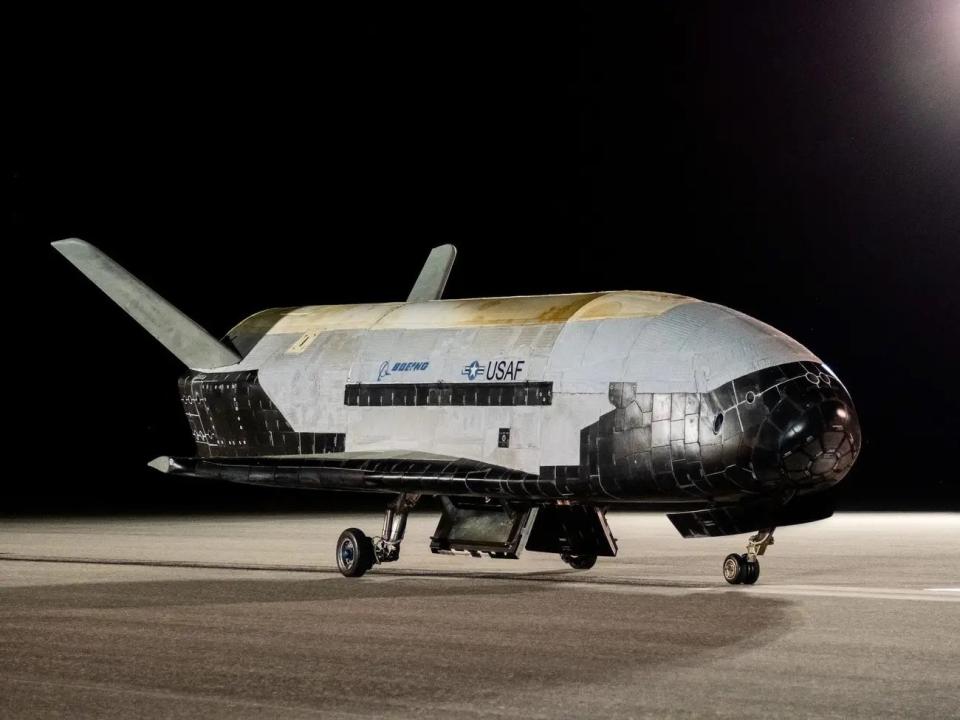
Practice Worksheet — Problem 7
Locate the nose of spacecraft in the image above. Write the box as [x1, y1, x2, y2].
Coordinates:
[754, 368, 861, 490]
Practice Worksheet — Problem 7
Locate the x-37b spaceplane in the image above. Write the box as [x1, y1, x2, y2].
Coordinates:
[54, 240, 861, 583]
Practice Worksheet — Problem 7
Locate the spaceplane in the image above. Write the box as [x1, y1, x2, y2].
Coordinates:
[53, 239, 861, 583]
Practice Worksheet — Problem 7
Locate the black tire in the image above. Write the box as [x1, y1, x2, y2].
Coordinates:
[722, 553, 746, 584]
[336, 528, 375, 577]
[743, 558, 760, 585]
[561, 553, 598, 570]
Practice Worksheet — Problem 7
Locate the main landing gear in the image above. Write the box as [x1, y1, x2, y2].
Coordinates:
[722, 527, 775, 585]
[336, 528, 375, 577]
[561, 552, 597, 570]
[335, 493, 419, 578]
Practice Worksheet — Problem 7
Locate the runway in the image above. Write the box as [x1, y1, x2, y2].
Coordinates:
[2, 512, 958, 718]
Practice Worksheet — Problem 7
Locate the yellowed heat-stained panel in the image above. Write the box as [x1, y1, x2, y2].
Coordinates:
[266, 291, 697, 335]
[373, 293, 606, 330]
[285, 330, 320, 354]
[269, 303, 404, 335]
[571, 291, 696, 321]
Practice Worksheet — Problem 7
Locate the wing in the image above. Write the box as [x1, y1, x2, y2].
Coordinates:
[52, 239, 240, 369]
[148, 450, 536, 497]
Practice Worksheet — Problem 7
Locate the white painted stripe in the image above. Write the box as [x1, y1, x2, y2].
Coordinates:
[570, 582, 960, 603]
[733, 586, 959, 603]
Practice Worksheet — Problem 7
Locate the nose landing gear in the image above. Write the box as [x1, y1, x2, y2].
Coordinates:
[722, 553, 759, 584]
[723, 527, 775, 585]
[335, 493, 420, 577]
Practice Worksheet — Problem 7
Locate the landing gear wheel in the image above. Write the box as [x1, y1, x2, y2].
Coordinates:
[336, 528, 375, 577]
[723, 553, 746, 584]
[561, 553, 597, 570]
[723, 553, 759, 585]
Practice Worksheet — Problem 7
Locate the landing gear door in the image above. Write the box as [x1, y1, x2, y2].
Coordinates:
[430, 497, 538, 559]
[525, 505, 618, 557]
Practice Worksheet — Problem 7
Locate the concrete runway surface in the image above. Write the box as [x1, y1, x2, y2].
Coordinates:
[1, 512, 958, 719]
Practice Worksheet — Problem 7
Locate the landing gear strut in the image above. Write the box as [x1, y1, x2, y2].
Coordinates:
[335, 493, 419, 578]
[723, 527, 775, 585]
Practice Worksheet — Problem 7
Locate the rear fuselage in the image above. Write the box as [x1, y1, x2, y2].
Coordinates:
[179, 291, 861, 504]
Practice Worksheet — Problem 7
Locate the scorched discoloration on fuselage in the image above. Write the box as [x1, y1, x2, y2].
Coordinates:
[179, 291, 860, 505]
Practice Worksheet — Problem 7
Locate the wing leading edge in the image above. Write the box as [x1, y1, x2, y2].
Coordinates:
[148, 452, 536, 497]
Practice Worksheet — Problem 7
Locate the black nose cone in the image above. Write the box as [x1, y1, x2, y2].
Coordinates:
[754, 368, 861, 490]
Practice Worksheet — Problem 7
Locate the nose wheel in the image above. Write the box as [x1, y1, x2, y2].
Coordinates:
[723, 528, 774, 585]
[723, 553, 760, 584]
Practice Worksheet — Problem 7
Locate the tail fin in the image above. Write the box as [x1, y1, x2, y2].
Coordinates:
[406, 244, 457, 302]
[52, 238, 240, 369]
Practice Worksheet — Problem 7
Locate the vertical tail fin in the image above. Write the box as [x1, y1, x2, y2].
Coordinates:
[52, 238, 240, 369]
[406, 244, 457, 302]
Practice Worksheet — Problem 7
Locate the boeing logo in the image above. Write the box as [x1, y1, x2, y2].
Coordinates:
[461, 360, 526, 382]
[379, 360, 429, 381]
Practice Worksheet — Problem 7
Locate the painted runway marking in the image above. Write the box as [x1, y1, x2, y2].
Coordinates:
[2, 554, 958, 602]
[722, 585, 959, 603]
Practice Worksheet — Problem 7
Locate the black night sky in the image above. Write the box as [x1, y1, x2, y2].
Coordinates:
[10, 4, 960, 512]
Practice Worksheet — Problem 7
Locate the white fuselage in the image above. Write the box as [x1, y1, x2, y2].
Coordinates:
[215, 292, 818, 474]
